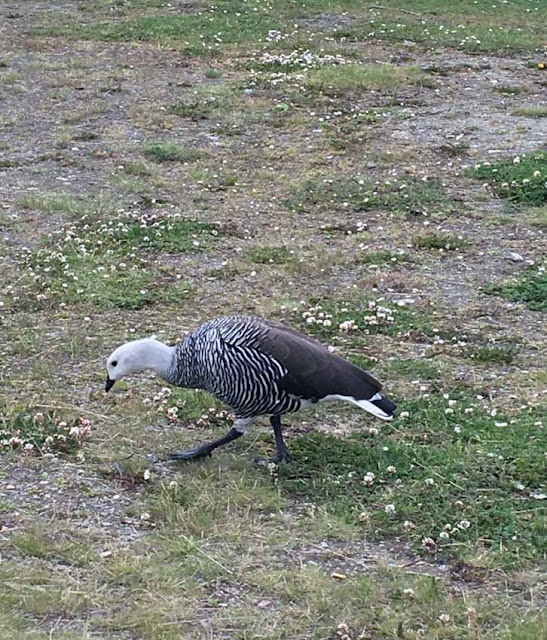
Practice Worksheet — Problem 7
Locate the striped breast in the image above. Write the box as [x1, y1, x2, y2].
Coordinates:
[190, 316, 301, 418]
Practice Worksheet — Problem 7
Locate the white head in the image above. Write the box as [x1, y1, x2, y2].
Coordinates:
[105, 337, 174, 392]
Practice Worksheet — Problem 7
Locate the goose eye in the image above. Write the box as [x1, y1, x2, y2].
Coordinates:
[112, 361, 118, 367]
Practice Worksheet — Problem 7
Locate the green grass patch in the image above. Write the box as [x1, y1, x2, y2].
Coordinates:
[286, 296, 427, 341]
[123, 161, 155, 177]
[412, 233, 469, 251]
[305, 63, 432, 94]
[466, 342, 520, 364]
[29, 10, 281, 56]
[513, 106, 547, 119]
[282, 393, 546, 568]
[143, 142, 204, 163]
[10, 528, 95, 566]
[385, 358, 439, 380]
[468, 150, 547, 206]
[245, 245, 293, 265]
[0, 409, 92, 456]
[170, 100, 214, 121]
[494, 85, 526, 96]
[485, 263, 547, 311]
[334, 9, 544, 55]
[358, 250, 411, 266]
[15, 212, 218, 309]
[18, 192, 113, 217]
[283, 176, 455, 217]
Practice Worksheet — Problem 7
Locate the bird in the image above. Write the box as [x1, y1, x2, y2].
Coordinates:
[104, 315, 396, 463]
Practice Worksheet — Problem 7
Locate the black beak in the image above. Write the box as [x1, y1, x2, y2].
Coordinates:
[105, 377, 116, 392]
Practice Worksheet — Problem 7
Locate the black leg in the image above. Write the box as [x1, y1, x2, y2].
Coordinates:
[270, 415, 290, 463]
[168, 427, 244, 462]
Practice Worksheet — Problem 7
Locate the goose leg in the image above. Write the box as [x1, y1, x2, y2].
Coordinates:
[270, 415, 290, 463]
[168, 418, 251, 462]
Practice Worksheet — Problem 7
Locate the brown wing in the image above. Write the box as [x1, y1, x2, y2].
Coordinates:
[258, 319, 382, 401]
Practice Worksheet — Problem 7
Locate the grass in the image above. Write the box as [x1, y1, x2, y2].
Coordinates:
[28, 0, 545, 57]
[513, 106, 547, 119]
[29, 9, 282, 56]
[468, 150, 547, 206]
[0, 409, 91, 456]
[412, 233, 469, 251]
[282, 392, 547, 569]
[283, 176, 454, 217]
[358, 250, 411, 266]
[18, 192, 113, 217]
[14, 213, 217, 310]
[3, 0, 547, 638]
[305, 63, 432, 94]
[333, 5, 544, 55]
[286, 295, 429, 341]
[245, 245, 293, 264]
[143, 142, 204, 163]
[466, 342, 520, 364]
[485, 263, 547, 311]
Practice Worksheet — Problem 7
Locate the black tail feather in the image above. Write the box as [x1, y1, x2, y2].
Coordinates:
[372, 395, 397, 416]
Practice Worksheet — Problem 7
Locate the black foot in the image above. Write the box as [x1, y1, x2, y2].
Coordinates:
[254, 451, 290, 466]
[167, 427, 244, 463]
[168, 446, 213, 462]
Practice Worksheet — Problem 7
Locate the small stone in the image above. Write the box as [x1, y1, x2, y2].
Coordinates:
[331, 572, 347, 580]
[507, 252, 524, 262]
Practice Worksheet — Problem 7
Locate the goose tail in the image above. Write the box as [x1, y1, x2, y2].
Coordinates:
[322, 392, 396, 421]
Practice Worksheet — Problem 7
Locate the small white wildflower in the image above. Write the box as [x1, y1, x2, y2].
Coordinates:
[424, 477, 435, 486]
[386, 465, 396, 474]
[438, 613, 451, 625]
[384, 504, 396, 514]
[403, 520, 416, 531]
[399, 411, 409, 419]
[363, 472, 375, 486]
[422, 537, 437, 552]
[458, 520, 471, 530]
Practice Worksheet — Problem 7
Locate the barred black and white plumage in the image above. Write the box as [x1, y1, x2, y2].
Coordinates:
[165, 316, 300, 419]
[105, 315, 397, 462]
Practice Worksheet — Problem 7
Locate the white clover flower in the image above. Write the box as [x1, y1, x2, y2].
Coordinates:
[422, 537, 437, 552]
[438, 613, 451, 625]
[439, 531, 450, 540]
[384, 504, 396, 514]
[403, 520, 416, 531]
[458, 520, 471, 529]
[386, 465, 396, 474]
[424, 478, 435, 486]
[363, 472, 375, 486]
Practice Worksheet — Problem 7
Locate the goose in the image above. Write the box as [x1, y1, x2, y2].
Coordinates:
[105, 315, 396, 462]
